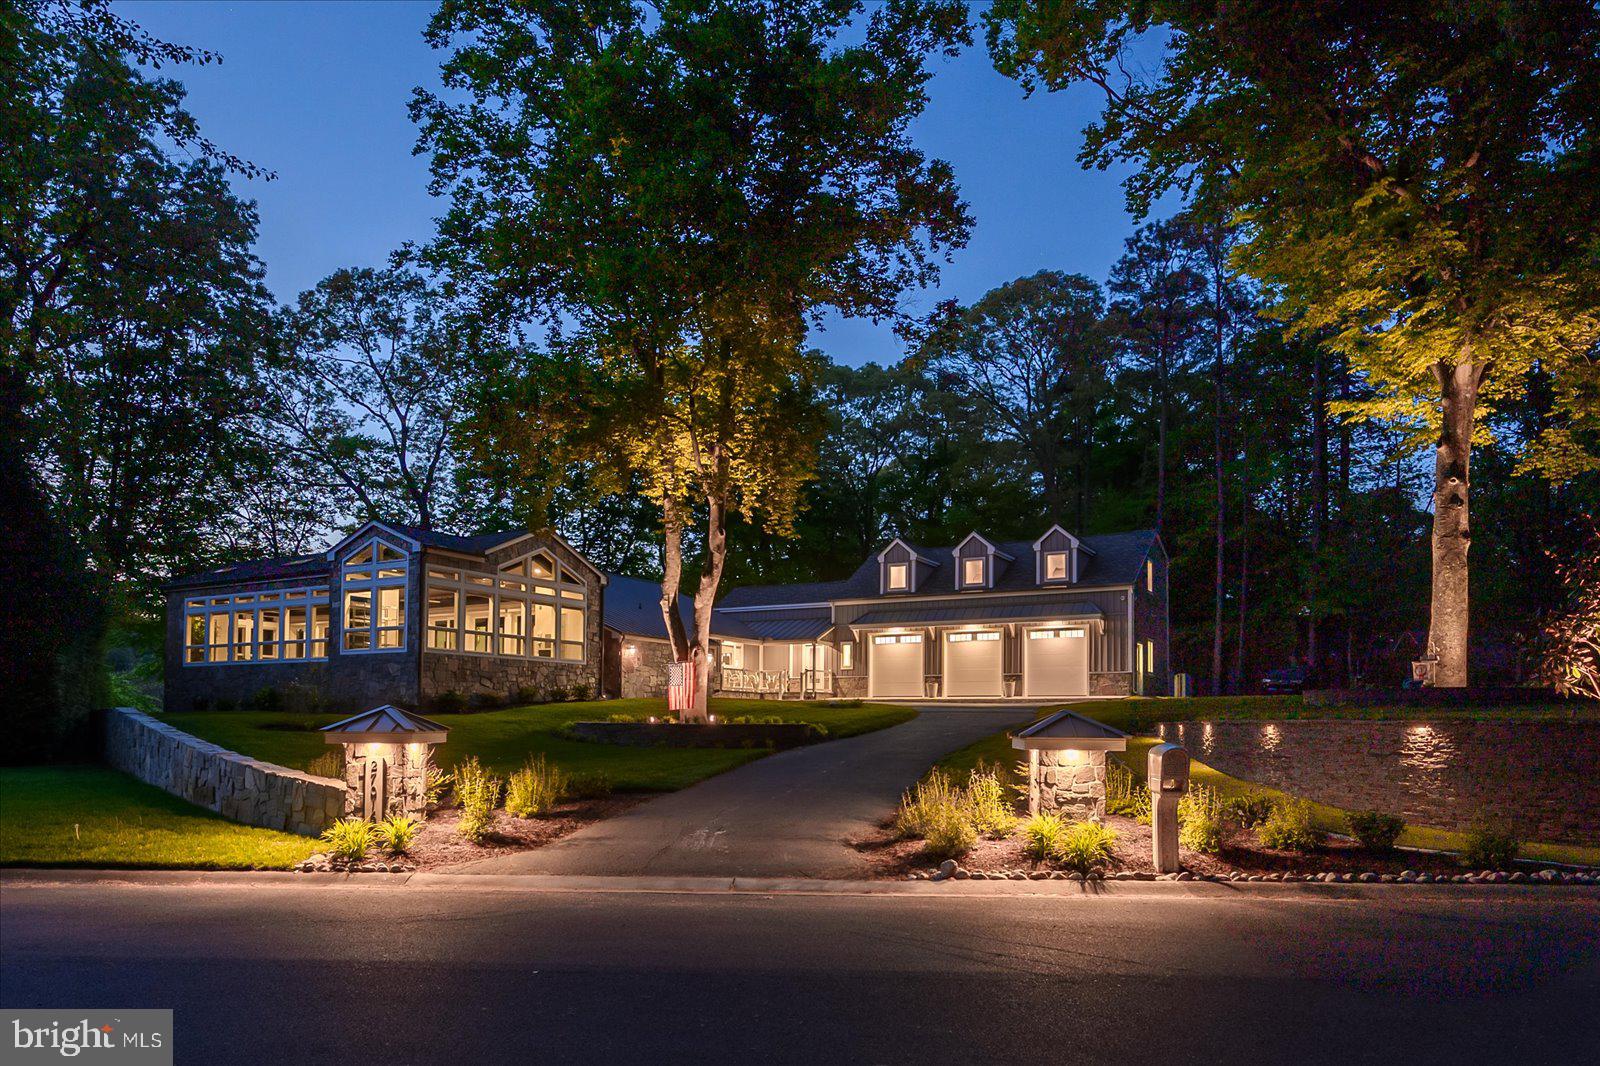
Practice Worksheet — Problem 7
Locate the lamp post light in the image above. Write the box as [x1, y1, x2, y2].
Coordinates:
[1010, 710, 1128, 821]
[320, 705, 450, 821]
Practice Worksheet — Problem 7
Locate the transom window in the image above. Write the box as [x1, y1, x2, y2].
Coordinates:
[184, 587, 330, 665]
[961, 557, 986, 586]
[1029, 628, 1085, 640]
[343, 537, 409, 653]
[886, 562, 909, 591]
[425, 549, 588, 662]
[872, 633, 921, 645]
[947, 630, 1000, 643]
[1045, 551, 1069, 581]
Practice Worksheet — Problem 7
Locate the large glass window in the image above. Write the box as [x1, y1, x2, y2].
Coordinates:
[422, 549, 588, 662]
[183, 586, 330, 666]
[341, 536, 409, 653]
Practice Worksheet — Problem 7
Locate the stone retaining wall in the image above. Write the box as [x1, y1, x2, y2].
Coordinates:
[104, 707, 345, 837]
[1156, 719, 1600, 845]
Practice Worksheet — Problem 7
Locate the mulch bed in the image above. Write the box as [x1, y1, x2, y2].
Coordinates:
[295, 795, 650, 873]
[851, 815, 1534, 881]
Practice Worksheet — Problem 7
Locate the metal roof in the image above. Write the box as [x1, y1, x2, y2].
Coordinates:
[1011, 710, 1128, 752]
[733, 613, 833, 641]
[848, 601, 1104, 628]
[321, 706, 451, 745]
[602, 572, 764, 641]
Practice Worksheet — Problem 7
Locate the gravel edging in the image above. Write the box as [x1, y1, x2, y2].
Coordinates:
[908, 858, 1600, 886]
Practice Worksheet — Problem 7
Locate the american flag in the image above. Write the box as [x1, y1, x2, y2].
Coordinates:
[667, 660, 697, 713]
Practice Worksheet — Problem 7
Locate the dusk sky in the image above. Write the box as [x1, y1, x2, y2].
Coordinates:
[122, 0, 1170, 367]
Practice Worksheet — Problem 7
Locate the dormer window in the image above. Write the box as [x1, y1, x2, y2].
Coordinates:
[962, 557, 985, 587]
[886, 562, 909, 591]
[1045, 552, 1069, 581]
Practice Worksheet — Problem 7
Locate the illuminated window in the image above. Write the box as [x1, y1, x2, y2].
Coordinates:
[839, 642, 854, 671]
[720, 642, 745, 669]
[422, 549, 587, 662]
[1146, 559, 1155, 592]
[182, 586, 330, 666]
[886, 562, 909, 591]
[342, 537, 409, 653]
[962, 557, 985, 586]
[1045, 551, 1069, 581]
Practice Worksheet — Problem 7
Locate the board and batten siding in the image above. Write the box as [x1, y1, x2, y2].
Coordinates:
[879, 540, 939, 593]
[833, 586, 1132, 674]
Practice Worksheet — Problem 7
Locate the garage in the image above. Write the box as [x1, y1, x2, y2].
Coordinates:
[943, 630, 1003, 698]
[1024, 627, 1089, 697]
[869, 633, 924, 698]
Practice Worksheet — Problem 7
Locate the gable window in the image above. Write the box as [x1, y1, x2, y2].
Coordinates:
[1146, 559, 1155, 592]
[423, 549, 588, 662]
[962, 557, 986, 587]
[1045, 551, 1069, 581]
[886, 562, 909, 591]
[343, 538, 408, 652]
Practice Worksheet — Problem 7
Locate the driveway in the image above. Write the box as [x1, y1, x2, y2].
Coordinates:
[451, 704, 1029, 878]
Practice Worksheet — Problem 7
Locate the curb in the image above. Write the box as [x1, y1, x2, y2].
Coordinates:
[4, 867, 1598, 899]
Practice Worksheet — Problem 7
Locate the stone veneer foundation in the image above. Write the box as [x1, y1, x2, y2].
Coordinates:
[1027, 748, 1108, 821]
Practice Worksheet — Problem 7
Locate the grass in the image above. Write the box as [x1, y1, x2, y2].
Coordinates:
[164, 697, 917, 794]
[935, 695, 1600, 868]
[0, 766, 320, 869]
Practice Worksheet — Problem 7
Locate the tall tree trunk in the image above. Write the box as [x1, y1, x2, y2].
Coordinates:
[1155, 342, 1169, 534]
[659, 493, 690, 662]
[1232, 428, 1250, 695]
[1427, 361, 1482, 688]
[1210, 288, 1226, 695]
[689, 490, 729, 719]
[1308, 346, 1328, 678]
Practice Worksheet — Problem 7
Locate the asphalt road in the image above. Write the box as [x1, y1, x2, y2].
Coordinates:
[455, 705, 1028, 878]
[4, 879, 1597, 1065]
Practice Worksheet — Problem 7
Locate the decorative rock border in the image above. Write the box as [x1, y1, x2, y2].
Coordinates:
[293, 853, 415, 874]
[909, 861, 1599, 885]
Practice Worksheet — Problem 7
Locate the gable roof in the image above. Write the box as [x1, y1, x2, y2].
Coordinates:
[163, 553, 329, 591]
[718, 528, 1158, 608]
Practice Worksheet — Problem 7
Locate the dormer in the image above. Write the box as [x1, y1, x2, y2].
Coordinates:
[952, 532, 1014, 591]
[1033, 525, 1096, 585]
[878, 538, 938, 595]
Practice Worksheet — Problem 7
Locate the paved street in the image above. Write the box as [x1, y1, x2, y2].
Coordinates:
[455, 705, 1029, 878]
[3, 878, 1596, 1065]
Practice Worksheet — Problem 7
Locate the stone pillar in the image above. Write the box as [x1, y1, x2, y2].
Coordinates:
[1028, 748, 1107, 821]
[341, 742, 434, 820]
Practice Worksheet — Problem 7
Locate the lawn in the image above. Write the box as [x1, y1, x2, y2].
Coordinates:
[164, 697, 917, 793]
[0, 766, 320, 870]
[935, 695, 1600, 868]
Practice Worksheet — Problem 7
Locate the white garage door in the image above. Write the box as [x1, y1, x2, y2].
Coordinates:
[869, 633, 923, 698]
[1024, 627, 1089, 696]
[944, 630, 1003, 698]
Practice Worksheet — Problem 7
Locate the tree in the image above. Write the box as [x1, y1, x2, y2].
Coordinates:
[929, 271, 1113, 530]
[416, 0, 972, 716]
[272, 266, 468, 531]
[1532, 520, 1599, 703]
[3, 0, 274, 604]
[986, 0, 1600, 686]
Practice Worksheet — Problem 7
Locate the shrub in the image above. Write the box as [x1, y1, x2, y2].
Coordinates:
[305, 750, 343, 780]
[922, 804, 977, 860]
[513, 686, 545, 705]
[1105, 759, 1150, 819]
[505, 754, 567, 818]
[430, 690, 467, 713]
[1019, 812, 1068, 860]
[962, 765, 1017, 837]
[1054, 820, 1119, 874]
[467, 692, 505, 711]
[1177, 784, 1225, 853]
[372, 814, 420, 855]
[424, 767, 452, 809]
[1461, 820, 1520, 870]
[1345, 810, 1405, 852]
[453, 757, 501, 843]
[895, 769, 963, 840]
[247, 686, 284, 713]
[1258, 798, 1324, 852]
[564, 772, 613, 800]
[320, 818, 372, 862]
[1226, 792, 1276, 829]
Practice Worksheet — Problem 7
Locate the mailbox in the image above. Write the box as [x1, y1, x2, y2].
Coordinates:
[1147, 743, 1190, 794]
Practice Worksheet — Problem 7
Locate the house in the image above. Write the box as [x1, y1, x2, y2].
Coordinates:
[706, 526, 1170, 700]
[163, 521, 606, 712]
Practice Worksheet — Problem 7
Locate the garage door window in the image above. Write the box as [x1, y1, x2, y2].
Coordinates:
[874, 634, 921, 644]
[1029, 629, 1084, 640]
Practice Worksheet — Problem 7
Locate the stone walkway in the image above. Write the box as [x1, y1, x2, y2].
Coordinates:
[448, 706, 1030, 879]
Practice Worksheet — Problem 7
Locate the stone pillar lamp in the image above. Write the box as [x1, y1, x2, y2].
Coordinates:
[320, 705, 450, 821]
[1011, 710, 1129, 821]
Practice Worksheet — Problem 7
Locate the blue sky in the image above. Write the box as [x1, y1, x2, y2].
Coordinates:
[121, 0, 1161, 367]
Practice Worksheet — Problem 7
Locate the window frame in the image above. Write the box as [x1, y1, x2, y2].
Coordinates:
[341, 536, 410, 655]
[183, 585, 331, 666]
[885, 562, 909, 591]
[961, 556, 986, 588]
[422, 548, 590, 664]
[1044, 551, 1069, 582]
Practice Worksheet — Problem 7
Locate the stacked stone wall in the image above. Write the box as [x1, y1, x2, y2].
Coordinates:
[1028, 748, 1108, 821]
